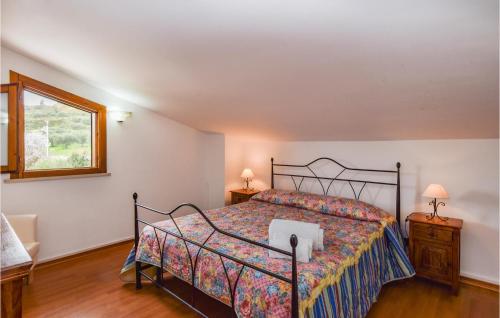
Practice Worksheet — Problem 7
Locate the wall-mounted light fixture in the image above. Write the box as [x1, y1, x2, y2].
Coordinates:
[108, 110, 132, 123]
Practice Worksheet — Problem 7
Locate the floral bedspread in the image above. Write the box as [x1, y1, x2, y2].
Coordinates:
[121, 190, 414, 317]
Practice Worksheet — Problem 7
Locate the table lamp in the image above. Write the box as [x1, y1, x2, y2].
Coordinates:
[240, 168, 255, 190]
[422, 184, 449, 221]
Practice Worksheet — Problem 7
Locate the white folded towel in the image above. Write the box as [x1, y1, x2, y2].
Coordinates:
[269, 219, 324, 251]
[268, 232, 313, 263]
[318, 229, 324, 251]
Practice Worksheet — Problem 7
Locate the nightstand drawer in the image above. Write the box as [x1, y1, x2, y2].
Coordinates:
[232, 193, 248, 204]
[413, 223, 453, 242]
[230, 189, 260, 205]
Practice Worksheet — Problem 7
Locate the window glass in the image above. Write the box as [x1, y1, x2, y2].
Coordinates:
[24, 90, 93, 170]
[1, 93, 8, 166]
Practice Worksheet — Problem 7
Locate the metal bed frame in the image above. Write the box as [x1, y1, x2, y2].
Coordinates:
[133, 157, 401, 318]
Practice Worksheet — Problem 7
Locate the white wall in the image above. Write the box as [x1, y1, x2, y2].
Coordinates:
[225, 136, 499, 284]
[0, 47, 225, 261]
[201, 132, 226, 210]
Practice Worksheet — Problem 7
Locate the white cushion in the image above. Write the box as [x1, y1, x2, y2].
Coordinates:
[5, 214, 37, 243]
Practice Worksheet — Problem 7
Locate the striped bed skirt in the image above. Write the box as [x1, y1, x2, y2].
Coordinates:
[304, 223, 414, 318]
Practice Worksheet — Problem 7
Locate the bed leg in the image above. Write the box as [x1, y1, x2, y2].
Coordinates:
[290, 234, 299, 318]
[135, 261, 142, 290]
[156, 267, 163, 285]
[133, 193, 142, 290]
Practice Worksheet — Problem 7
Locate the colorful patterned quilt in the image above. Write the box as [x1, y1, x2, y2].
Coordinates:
[121, 190, 414, 318]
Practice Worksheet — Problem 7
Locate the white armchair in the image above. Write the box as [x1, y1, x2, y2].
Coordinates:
[5, 214, 40, 283]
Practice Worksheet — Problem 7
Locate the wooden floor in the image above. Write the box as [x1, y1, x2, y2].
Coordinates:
[22, 242, 499, 318]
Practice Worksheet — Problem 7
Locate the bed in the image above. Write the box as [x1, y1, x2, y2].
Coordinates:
[120, 157, 415, 318]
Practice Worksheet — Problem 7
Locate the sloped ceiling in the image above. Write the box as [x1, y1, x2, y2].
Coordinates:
[1, 0, 498, 140]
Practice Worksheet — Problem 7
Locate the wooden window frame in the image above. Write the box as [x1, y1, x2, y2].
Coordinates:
[9, 71, 107, 179]
[1, 83, 19, 172]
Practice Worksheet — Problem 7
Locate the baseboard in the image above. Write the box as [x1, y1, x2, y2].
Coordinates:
[460, 271, 499, 285]
[460, 275, 499, 292]
[37, 237, 133, 269]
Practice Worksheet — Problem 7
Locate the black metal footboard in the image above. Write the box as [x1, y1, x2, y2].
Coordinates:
[133, 193, 299, 318]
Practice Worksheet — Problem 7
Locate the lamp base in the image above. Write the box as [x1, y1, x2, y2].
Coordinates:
[426, 210, 449, 222]
[426, 198, 448, 222]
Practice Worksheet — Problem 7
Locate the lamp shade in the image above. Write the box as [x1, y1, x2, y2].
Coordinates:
[240, 168, 255, 179]
[422, 184, 448, 199]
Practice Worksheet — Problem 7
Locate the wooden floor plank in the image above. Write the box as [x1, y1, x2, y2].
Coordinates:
[23, 243, 499, 317]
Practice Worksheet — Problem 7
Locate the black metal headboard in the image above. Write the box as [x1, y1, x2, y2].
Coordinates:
[271, 157, 401, 224]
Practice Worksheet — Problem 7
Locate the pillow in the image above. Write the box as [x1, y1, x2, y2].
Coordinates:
[252, 189, 394, 223]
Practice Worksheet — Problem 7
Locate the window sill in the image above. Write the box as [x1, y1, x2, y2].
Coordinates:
[4, 172, 111, 183]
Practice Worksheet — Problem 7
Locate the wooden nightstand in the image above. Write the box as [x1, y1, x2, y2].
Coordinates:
[408, 212, 463, 294]
[230, 189, 260, 205]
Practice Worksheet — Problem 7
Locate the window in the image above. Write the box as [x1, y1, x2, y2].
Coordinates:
[6, 71, 107, 179]
[1, 83, 18, 172]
